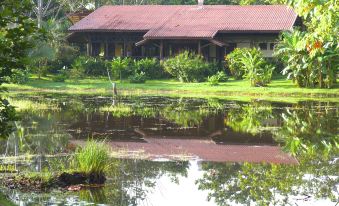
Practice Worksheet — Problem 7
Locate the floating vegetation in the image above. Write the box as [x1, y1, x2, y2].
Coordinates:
[7, 98, 61, 111]
[0, 164, 17, 173]
[100, 104, 157, 118]
[100, 104, 133, 117]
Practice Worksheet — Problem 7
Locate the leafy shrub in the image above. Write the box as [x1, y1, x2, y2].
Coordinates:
[241, 48, 274, 87]
[207, 71, 228, 86]
[129, 71, 146, 83]
[226, 48, 273, 87]
[111, 57, 133, 81]
[49, 45, 79, 73]
[52, 73, 67, 82]
[71, 56, 109, 77]
[163, 51, 211, 82]
[225, 48, 246, 80]
[8, 69, 29, 84]
[207, 75, 219, 86]
[207, 61, 224, 77]
[74, 140, 110, 175]
[134, 58, 166, 79]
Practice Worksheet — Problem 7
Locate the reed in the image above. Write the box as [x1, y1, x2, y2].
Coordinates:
[74, 140, 110, 175]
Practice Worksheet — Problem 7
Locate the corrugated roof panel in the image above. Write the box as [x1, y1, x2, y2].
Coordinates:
[69, 5, 298, 38]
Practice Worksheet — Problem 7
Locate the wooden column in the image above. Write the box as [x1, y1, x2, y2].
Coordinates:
[104, 38, 109, 59]
[123, 37, 127, 57]
[198, 40, 201, 55]
[141, 46, 145, 57]
[159, 40, 164, 59]
[87, 38, 92, 56]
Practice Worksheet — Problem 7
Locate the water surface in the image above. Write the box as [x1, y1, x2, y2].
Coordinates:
[0, 94, 338, 205]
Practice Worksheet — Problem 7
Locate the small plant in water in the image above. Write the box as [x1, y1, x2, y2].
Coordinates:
[74, 140, 110, 176]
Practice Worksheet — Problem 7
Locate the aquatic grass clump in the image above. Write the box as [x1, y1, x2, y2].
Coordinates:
[7, 98, 61, 111]
[74, 140, 110, 175]
[99, 104, 133, 117]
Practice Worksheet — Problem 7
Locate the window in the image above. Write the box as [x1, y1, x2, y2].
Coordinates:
[258, 43, 268, 50]
[270, 43, 276, 50]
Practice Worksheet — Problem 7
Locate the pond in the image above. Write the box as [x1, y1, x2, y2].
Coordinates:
[0, 94, 338, 206]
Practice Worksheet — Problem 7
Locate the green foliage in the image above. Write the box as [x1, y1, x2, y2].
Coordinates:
[74, 140, 110, 175]
[52, 73, 68, 82]
[274, 0, 338, 88]
[134, 58, 167, 79]
[50, 44, 79, 73]
[71, 56, 109, 77]
[225, 48, 246, 79]
[241, 49, 273, 87]
[163, 51, 211, 82]
[111, 57, 131, 81]
[0, 0, 41, 140]
[207, 71, 228, 86]
[275, 29, 338, 88]
[29, 41, 56, 79]
[0, 0, 41, 85]
[6, 69, 30, 84]
[129, 71, 146, 83]
[0, 97, 18, 139]
[226, 48, 273, 86]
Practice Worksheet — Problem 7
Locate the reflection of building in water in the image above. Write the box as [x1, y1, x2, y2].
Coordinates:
[68, 112, 279, 144]
[69, 112, 296, 164]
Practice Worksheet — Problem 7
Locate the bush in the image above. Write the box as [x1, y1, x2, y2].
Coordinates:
[134, 58, 166, 79]
[207, 71, 228, 86]
[8, 69, 29, 84]
[73, 140, 110, 175]
[52, 72, 68, 82]
[163, 51, 211, 82]
[225, 48, 246, 80]
[241, 48, 274, 87]
[68, 66, 85, 81]
[129, 71, 146, 83]
[49, 45, 79, 73]
[71, 56, 109, 77]
[226, 48, 274, 87]
[111, 57, 133, 81]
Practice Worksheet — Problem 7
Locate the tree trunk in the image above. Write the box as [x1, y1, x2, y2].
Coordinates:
[37, 0, 43, 28]
[319, 61, 323, 88]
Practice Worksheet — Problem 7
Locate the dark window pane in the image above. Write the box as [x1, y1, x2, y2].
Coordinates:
[270, 43, 276, 50]
[259, 43, 267, 50]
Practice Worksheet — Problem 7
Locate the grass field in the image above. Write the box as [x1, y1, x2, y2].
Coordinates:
[4, 75, 339, 102]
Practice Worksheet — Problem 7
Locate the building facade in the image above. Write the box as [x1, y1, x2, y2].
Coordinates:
[68, 5, 299, 61]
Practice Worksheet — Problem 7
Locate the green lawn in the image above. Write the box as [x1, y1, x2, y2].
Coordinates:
[4, 76, 339, 102]
[0, 192, 16, 206]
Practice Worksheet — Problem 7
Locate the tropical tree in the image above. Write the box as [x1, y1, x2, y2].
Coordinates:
[275, 0, 338, 88]
[0, 0, 41, 139]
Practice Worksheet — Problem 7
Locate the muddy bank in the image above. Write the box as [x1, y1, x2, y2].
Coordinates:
[0, 172, 106, 192]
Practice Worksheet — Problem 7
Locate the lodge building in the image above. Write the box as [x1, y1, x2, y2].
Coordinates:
[67, 4, 299, 61]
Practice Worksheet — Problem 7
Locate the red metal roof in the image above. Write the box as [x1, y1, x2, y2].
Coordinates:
[69, 5, 297, 39]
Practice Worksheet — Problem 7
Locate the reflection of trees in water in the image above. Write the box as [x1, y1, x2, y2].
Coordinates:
[1, 159, 190, 206]
[95, 159, 190, 206]
[196, 101, 339, 206]
[274, 102, 338, 157]
[197, 153, 338, 206]
[0, 109, 71, 172]
[160, 98, 223, 127]
[225, 101, 275, 135]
